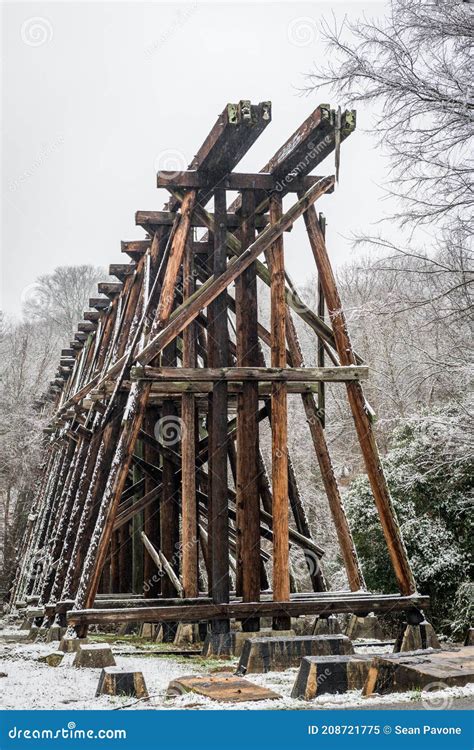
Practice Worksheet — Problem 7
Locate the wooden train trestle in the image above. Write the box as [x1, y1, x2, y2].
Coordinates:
[11, 102, 426, 644]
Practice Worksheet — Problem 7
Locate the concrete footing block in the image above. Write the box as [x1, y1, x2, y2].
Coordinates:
[46, 625, 66, 643]
[37, 651, 64, 667]
[363, 646, 474, 696]
[0, 630, 30, 643]
[291, 654, 373, 699]
[395, 622, 441, 652]
[202, 629, 295, 658]
[58, 636, 89, 653]
[174, 623, 203, 647]
[237, 634, 354, 674]
[73, 644, 116, 668]
[346, 614, 385, 641]
[201, 630, 234, 658]
[312, 615, 342, 636]
[96, 667, 148, 698]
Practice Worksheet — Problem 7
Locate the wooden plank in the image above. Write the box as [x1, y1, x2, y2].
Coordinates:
[302, 203, 416, 596]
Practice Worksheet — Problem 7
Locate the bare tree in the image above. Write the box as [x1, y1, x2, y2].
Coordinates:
[23, 264, 105, 341]
[307, 0, 473, 230]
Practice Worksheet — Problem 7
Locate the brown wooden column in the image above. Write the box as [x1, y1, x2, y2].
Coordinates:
[317, 213, 326, 426]
[159, 339, 181, 613]
[110, 530, 120, 592]
[208, 188, 230, 645]
[235, 190, 260, 630]
[132, 439, 144, 593]
[269, 194, 291, 629]
[181, 239, 199, 598]
[302, 203, 416, 595]
[143, 407, 161, 597]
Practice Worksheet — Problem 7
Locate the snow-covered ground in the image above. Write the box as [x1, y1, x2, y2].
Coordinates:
[0, 627, 473, 711]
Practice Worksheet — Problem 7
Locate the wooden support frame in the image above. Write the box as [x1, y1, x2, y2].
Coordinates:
[11, 102, 422, 645]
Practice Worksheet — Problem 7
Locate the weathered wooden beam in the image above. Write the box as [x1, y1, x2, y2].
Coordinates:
[68, 594, 429, 626]
[121, 240, 150, 259]
[208, 188, 231, 642]
[109, 263, 135, 281]
[181, 239, 198, 599]
[90, 381, 324, 397]
[83, 311, 101, 322]
[131, 366, 368, 383]
[269, 194, 290, 629]
[136, 210, 270, 230]
[302, 202, 416, 596]
[235, 190, 260, 629]
[77, 321, 97, 333]
[157, 170, 331, 193]
[168, 100, 271, 208]
[97, 282, 123, 298]
[89, 297, 110, 311]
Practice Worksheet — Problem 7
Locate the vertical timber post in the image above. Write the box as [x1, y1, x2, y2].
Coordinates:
[235, 190, 260, 631]
[208, 188, 231, 650]
[181, 238, 199, 598]
[269, 194, 291, 630]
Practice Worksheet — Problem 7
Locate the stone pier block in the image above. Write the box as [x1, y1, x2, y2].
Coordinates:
[291, 654, 373, 699]
[346, 614, 385, 641]
[37, 651, 65, 667]
[73, 644, 116, 668]
[58, 636, 89, 653]
[395, 622, 441, 652]
[237, 634, 354, 674]
[96, 667, 148, 698]
[363, 646, 474, 696]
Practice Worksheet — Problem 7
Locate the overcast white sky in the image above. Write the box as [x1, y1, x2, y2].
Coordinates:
[1, 0, 391, 316]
